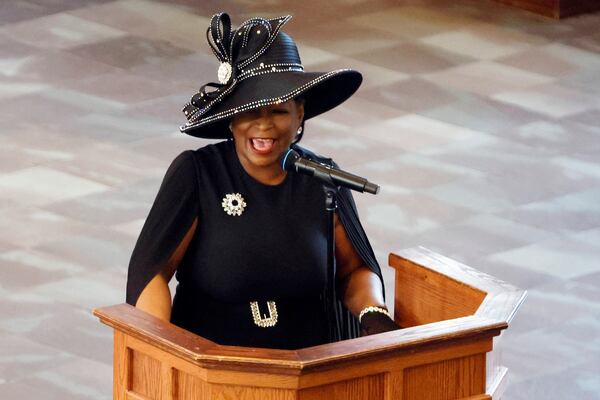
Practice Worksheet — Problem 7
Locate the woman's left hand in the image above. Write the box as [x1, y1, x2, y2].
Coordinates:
[360, 312, 401, 336]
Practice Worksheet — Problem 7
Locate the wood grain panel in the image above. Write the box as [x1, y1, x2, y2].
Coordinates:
[114, 331, 130, 400]
[177, 370, 211, 400]
[209, 384, 296, 400]
[126, 392, 151, 400]
[298, 374, 385, 400]
[298, 338, 491, 389]
[393, 257, 485, 327]
[389, 248, 525, 328]
[384, 371, 403, 400]
[162, 365, 175, 400]
[403, 354, 486, 400]
[390, 249, 517, 293]
[131, 351, 162, 399]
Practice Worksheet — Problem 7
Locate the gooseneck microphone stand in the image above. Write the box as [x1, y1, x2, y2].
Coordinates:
[323, 184, 341, 342]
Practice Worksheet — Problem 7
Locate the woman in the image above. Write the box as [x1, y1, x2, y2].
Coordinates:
[126, 13, 398, 349]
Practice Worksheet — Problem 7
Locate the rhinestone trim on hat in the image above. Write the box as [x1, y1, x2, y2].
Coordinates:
[182, 69, 351, 130]
[183, 78, 239, 123]
[237, 62, 303, 81]
[238, 15, 291, 69]
[183, 64, 303, 124]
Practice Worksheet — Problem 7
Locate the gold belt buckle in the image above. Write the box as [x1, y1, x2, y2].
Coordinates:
[250, 301, 278, 327]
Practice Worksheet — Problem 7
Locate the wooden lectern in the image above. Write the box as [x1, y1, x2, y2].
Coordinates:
[94, 247, 525, 400]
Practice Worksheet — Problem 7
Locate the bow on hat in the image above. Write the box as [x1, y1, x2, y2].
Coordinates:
[183, 13, 291, 124]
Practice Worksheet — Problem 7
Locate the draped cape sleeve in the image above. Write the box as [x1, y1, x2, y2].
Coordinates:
[293, 145, 384, 340]
[126, 150, 199, 305]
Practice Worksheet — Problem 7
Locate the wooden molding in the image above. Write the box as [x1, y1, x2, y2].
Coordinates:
[94, 304, 505, 375]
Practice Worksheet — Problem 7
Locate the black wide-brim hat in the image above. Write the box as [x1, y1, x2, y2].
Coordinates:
[180, 13, 362, 139]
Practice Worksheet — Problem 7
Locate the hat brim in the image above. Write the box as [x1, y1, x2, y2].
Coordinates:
[180, 69, 362, 139]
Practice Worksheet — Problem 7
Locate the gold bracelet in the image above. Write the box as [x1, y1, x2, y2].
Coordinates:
[358, 306, 391, 324]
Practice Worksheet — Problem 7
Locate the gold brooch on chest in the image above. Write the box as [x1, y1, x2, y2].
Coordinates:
[221, 193, 247, 216]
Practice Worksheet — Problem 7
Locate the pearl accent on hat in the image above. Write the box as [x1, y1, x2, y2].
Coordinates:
[217, 62, 232, 84]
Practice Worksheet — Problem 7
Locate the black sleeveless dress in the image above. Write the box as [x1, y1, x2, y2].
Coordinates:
[126, 140, 383, 349]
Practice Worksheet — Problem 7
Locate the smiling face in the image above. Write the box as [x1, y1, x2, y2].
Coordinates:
[230, 99, 304, 185]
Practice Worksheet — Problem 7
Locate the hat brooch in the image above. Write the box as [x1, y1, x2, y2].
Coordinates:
[217, 62, 232, 84]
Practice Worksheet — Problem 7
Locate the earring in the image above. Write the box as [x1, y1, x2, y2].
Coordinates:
[296, 126, 303, 135]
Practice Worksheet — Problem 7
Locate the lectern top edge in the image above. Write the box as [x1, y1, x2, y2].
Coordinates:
[390, 247, 521, 294]
[94, 304, 506, 373]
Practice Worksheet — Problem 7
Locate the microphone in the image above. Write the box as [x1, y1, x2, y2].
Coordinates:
[281, 149, 380, 195]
